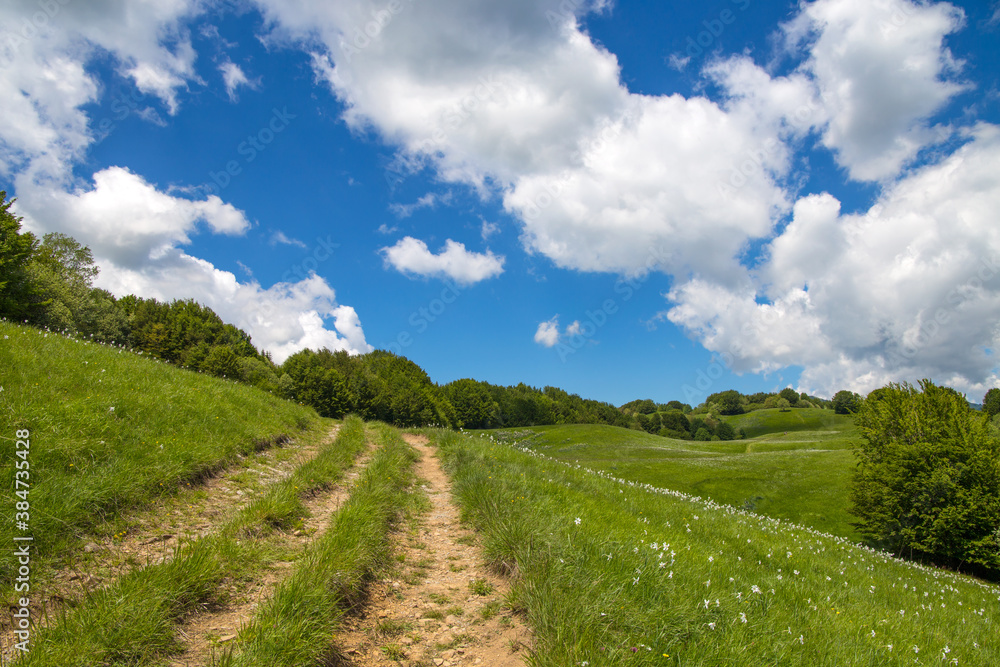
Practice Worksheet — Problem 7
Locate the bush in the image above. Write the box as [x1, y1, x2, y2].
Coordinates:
[850, 380, 1000, 572]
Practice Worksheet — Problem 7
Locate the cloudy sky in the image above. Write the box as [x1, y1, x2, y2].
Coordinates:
[2, 0, 999, 406]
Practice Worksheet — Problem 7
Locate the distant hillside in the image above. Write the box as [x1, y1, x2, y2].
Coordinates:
[717, 407, 855, 439]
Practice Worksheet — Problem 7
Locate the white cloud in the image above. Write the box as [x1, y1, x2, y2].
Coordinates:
[480, 219, 500, 240]
[270, 230, 307, 248]
[534, 317, 561, 347]
[780, 0, 969, 181]
[389, 191, 450, 218]
[15, 169, 372, 363]
[0, 0, 206, 183]
[380, 237, 505, 285]
[219, 60, 257, 101]
[17, 167, 248, 268]
[667, 124, 1000, 398]
[254, 0, 789, 284]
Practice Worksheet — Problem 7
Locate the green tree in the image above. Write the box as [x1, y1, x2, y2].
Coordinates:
[693, 427, 711, 441]
[0, 192, 40, 320]
[202, 345, 242, 379]
[710, 390, 745, 415]
[446, 379, 501, 429]
[715, 421, 737, 441]
[779, 387, 800, 406]
[832, 390, 863, 415]
[983, 388, 1000, 418]
[850, 380, 1000, 571]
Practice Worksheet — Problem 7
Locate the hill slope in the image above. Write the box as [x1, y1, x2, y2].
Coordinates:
[508, 418, 861, 539]
[440, 428, 1000, 666]
[0, 320, 320, 585]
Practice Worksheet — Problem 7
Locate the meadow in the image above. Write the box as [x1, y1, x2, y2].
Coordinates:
[0, 320, 320, 587]
[503, 408, 861, 540]
[439, 428, 1000, 666]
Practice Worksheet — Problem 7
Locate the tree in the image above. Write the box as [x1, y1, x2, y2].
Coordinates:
[779, 387, 800, 406]
[850, 380, 1000, 572]
[0, 192, 40, 320]
[715, 421, 736, 441]
[984, 388, 1000, 418]
[832, 390, 863, 415]
[711, 390, 745, 415]
[693, 427, 711, 441]
[202, 345, 242, 379]
[446, 379, 500, 429]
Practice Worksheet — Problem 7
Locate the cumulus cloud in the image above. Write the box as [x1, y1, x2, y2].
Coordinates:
[780, 0, 969, 181]
[534, 317, 561, 347]
[666, 124, 1000, 397]
[0, 0, 206, 183]
[380, 237, 505, 285]
[15, 169, 372, 363]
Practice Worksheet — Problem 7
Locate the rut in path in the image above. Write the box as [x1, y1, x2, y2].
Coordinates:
[0, 427, 331, 664]
[165, 439, 376, 667]
[334, 433, 533, 667]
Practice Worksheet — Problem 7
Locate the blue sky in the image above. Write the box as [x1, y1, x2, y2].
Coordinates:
[2, 0, 1000, 406]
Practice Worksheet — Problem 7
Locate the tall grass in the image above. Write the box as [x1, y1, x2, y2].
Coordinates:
[0, 320, 319, 586]
[437, 429, 1000, 666]
[216, 422, 418, 667]
[16, 417, 370, 667]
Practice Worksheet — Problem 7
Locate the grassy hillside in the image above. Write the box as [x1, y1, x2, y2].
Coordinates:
[0, 320, 321, 586]
[718, 407, 855, 439]
[505, 414, 861, 539]
[439, 429, 1000, 666]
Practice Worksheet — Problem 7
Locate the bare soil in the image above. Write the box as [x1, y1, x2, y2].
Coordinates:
[332, 433, 532, 667]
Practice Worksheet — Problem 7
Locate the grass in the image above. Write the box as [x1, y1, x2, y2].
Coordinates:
[0, 320, 320, 587]
[17, 417, 370, 667]
[214, 422, 418, 667]
[435, 428, 1000, 666]
[489, 410, 861, 539]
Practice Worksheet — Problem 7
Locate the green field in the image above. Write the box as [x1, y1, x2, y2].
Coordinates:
[0, 320, 321, 586]
[437, 427, 1000, 666]
[493, 409, 862, 540]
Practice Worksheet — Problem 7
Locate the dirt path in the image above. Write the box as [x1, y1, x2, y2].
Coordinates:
[165, 438, 374, 667]
[0, 427, 332, 664]
[334, 433, 532, 667]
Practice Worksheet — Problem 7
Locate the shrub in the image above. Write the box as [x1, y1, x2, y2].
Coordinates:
[850, 380, 1000, 572]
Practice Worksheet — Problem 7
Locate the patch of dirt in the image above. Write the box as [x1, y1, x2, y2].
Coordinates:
[333, 434, 532, 667]
[0, 426, 334, 664]
[165, 439, 375, 667]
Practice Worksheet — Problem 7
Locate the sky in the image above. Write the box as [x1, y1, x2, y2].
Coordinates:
[2, 0, 1000, 407]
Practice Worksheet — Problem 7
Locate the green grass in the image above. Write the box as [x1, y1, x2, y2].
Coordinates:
[0, 320, 320, 587]
[488, 413, 861, 540]
[436, 428, 1000, 666]
[16, 416, 370, 667]
[215, 422, 418, 667]
[718, 408, 856, 439]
